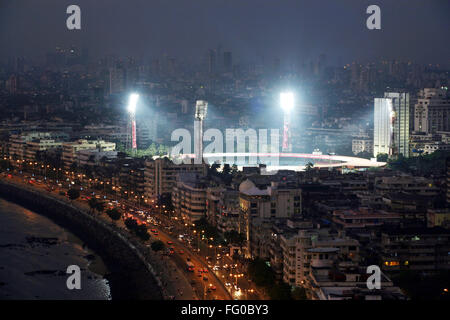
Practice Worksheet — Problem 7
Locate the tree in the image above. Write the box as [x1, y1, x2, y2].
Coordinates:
[376, 153, 389, 162]
[151, 240, 165, 252]
[268, 282, 292, 300]
[67, 188, 80, 202]
[88, 198, 98, 213]
[95, 201, 105, 214]
[305, 162, 314, 171]
[224, 230, 245, 246]
[209, 163, 220, 177]
[135, 224, 150, 241]
[125, 218, 138, 231]
[106, 208, 122, 222]
[247, 258, 275, 288]
[222, 164, 231, 175]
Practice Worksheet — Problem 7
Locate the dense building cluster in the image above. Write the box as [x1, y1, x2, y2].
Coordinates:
[0, 47, 449, 301]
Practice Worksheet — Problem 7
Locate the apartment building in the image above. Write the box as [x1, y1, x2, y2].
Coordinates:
[380, 227, 450, 272]
[8, 132, 67, 161]
[119, 165, 146, 197]
[239, 179, 302, 258]
[308, 262, 404, 300]
[24, 139, 63, 162]
[352, 138, 373, 155]
[172, 172, 208, 223]
[144, 157, 207, 199]
[331, 208, 401, 231]
[414, 88, 450, 134]
[62, 139, 115, 169]
[206, 187, 242, 234]
[294, 229, 360, 287]
[77, 149, 118, 167]
[374, 175, 439, 196]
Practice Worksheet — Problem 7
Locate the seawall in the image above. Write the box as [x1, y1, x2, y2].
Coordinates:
[0, 180, 164, 300]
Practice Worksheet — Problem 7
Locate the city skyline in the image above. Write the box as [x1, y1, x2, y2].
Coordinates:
[0, 0, 449, 307]
[1, 0, 449, 67]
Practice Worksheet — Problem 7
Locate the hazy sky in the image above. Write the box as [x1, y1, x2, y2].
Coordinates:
[1, 0, 449, 66]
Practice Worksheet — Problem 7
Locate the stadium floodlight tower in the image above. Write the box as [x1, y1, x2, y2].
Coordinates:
[127, 93, 139, 153]
[280, 92, 294, 152]
[194, 100, 208, 164]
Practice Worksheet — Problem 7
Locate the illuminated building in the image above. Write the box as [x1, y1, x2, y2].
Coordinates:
[373, 92, 410, 158]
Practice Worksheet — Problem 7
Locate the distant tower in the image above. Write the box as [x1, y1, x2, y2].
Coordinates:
[194, 100, 208, 164]
[224, 52, 232, 73]
[208, 50, 216, 74]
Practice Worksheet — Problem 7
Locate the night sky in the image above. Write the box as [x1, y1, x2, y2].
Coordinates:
[1, 0, 449, 66]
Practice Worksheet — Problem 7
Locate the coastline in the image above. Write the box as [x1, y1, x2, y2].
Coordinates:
[0, 179, 164, 300]
[0, 198, 111, 299]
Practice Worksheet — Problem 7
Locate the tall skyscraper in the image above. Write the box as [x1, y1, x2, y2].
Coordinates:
[208, 49, 216, 74]
[223, 51, 232, 73]
[374, 92, 410, 158]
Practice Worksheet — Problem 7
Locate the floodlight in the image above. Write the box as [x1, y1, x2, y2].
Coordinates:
[127, 93, 139, 114]
[280, 92, 294, 113]
[195, 100, 208, 120]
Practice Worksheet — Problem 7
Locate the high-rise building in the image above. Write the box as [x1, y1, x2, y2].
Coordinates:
[373, 92, 410, 158]
[223, 51, 232, 73]
[5, 74, 18, 94]
[109, 66, 125, 94]
[414, 88, 450, 134]
[208, 49, 216, 74]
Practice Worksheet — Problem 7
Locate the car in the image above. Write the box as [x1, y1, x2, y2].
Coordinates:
[225, 282, 232, 287]
[203, 276, 208, 281]
[210, 285, 216, 290]
[167, 241, 173, 245]
[179, 250, 184, 254]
